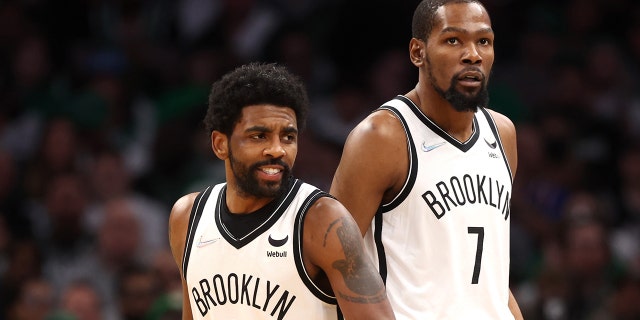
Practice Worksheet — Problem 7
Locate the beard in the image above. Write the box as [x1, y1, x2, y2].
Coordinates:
[228, 147, 292, 198]
[427, 62, 489, 113]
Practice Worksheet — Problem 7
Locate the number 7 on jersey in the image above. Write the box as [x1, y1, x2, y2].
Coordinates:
[468, 227, 484, 284]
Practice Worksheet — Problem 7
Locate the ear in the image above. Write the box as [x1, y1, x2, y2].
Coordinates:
[409, 38, 425, 67]
[211, 131, 229, 160]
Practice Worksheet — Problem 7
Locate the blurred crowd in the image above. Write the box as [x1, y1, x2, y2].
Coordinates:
[0, 0, 639, 319]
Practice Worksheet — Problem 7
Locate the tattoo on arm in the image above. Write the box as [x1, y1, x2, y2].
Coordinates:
[323, 219, 341, 247]
[329, 217, 386, 303]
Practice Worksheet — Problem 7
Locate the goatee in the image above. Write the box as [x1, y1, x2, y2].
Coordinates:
[229, 147, 292, 198]
[427, 60, 489, 112]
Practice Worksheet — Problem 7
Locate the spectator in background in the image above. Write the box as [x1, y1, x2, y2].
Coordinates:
[30, 172, 94, 300]
[560, 193, 623, 319]
[85, 149, 167, 260]
[7, 277, 55, 320]
[55, 280, 105, 320]
[87, 197, 147, 320]
[145, 250, 182, 320]
[116, 266, 159, 320]
[22, 118, 82, 202]
[0, 240, 43, 319]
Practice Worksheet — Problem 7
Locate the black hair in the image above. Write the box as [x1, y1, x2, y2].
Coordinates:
[412, 0, 485, 41]
[203, 62, 309, 136]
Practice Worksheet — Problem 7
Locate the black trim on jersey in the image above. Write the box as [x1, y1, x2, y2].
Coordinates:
[479, 107, 513, 181]
[374, 103, 419, 284]
[182, 186, 213, 280]
[479, 107, 513, 220]
[376, 105, 418, 213]
[396, 95, 480, 152]
[293, 189, 339, 305]
[373, 210, 387, 284]
[215, 178, 303, 249]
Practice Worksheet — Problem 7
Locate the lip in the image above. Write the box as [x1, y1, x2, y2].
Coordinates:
[458, 70, 484, 81]
[256, 166, 284, 181]
[457, 70, 484, 89]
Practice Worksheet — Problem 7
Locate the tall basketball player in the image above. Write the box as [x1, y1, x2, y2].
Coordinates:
[330, 1, 524, 319]
[168, 63, 395, 320]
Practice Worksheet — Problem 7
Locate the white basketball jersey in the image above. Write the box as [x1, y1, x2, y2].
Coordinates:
[182, 179, 342, 320]
[364, 96, 514, 319]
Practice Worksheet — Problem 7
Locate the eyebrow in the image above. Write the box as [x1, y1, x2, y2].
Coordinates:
[245, 125, 298, 134]
[441, 26, 494, 35]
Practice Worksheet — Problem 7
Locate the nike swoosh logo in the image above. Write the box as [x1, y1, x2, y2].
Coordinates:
[268, 234, 288, 247]
[422, 141, 446, 152]
[484, 138, 497, 149]
[196, 236, 220, 248]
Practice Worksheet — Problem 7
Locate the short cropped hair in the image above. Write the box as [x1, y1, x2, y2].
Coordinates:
[203, 62, 309, 136]
[412, 0, 485, 41]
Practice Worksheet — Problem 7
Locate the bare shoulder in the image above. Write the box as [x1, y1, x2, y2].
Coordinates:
[302, 196, 359, 261]
[304, 196, 353, 232]
[169, 192, 200, 229]
[168, 192, 200, 274]
[336, 109, 408, 186]
[347, 109, 407, 147]
[486, 109, 516, 138]
[331, 109, 408, 221]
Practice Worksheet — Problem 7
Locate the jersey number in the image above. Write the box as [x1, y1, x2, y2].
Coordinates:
[468, 227, 484, 284]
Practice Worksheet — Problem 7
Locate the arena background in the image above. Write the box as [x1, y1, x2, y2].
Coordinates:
[0, 0, 639, 319]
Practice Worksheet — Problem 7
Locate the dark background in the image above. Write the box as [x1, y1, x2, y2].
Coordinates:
[1, 0, 639, 319]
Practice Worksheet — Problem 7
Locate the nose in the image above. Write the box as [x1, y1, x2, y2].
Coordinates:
[462, 44, 482, 65]
[264, 139, 286, 158]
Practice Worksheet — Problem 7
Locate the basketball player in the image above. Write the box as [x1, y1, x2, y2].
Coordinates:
[168, 63, 395, 320]
[330, 1, 524, 319]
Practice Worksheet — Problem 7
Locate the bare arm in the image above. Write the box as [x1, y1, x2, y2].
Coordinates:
[168, 193, 199, 320]
[330, 110, 408, 235]
[489, 110, 523, 319]
[303, 197, 395, 319]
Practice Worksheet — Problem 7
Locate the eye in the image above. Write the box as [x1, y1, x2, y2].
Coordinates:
[251, 133, 267, 140]
[479, 38, 492, 46]
[283, 133, 297, 142]
[447, 38, 459, 45]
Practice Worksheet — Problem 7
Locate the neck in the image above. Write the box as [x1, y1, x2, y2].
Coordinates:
[406, 84, 476, 142]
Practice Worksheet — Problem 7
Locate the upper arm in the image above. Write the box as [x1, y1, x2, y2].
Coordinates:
[488, 110, 518, 179]
[168, 193, 199, 320]
[303, 197, 395, 319]
[330, 110, 408, 235]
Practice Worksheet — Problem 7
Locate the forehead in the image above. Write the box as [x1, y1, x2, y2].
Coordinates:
[433, 2, 492, 33]
[236, 104, 297, 129]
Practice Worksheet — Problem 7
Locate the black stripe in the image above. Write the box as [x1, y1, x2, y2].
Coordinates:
[216, 179, 303, 249]
[373, 211, 387, 284]
[377, 105, 417, 213]
[293, 188, 338, 305]
[479, 107, 512, 181]
[479, 108, 513, 221]
[182, 185, 213, 279]
[396, 95, 480, 152]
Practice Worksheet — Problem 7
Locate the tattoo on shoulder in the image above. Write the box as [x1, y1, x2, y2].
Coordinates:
[328, 217, 385, 303]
